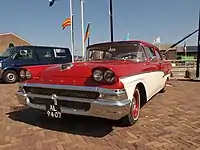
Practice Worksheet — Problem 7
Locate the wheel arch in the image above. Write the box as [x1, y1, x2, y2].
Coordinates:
[3, 67, 21, 75]
[135, 82, 147, 108]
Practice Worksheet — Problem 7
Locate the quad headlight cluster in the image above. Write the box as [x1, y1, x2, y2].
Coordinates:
[19, 69, 32, 80]
[93, 68, 116, 83]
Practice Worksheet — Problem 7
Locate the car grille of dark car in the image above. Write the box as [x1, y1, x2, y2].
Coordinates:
[29, 97, 91, 111]
[24, 87, 100, 99]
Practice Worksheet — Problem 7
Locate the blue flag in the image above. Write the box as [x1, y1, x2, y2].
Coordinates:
[124, 33, 130, 41]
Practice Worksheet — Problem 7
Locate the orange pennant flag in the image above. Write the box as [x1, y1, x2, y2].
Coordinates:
[62, 17, 71, 30]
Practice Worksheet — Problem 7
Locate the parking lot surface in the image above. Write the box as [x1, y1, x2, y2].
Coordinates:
[0, 80, 200, 150]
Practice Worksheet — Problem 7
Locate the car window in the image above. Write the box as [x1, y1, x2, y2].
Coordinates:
[87, 43, 146, 62]
[144, 46, 155, 58]
[14, 49, 33, 60]
[0, 47, 16, 57]
[154, 49, 162, 60]
[35, 48, 54, 60]
[54, 48, 70, 58]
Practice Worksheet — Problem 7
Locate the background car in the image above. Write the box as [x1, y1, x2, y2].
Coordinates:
[0, 45, 72, 83]
[16, 40, 172, 126]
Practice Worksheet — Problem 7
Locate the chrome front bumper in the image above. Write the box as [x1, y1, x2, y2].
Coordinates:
[15, 84, 131, 120]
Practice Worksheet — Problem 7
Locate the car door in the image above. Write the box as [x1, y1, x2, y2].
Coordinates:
[154, 49, 171, 82]
[153, 48, 166, 87]
[35, 47, 56, 65]
[53, 48, 72, 64]
[11, 47, 39, 67]
[143, 46, 163, 96]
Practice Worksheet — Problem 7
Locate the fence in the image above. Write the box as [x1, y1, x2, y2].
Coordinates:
[167, 59, 197, 68]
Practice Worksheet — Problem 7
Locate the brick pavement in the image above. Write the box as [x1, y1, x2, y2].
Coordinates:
[0, 80, 200, 150]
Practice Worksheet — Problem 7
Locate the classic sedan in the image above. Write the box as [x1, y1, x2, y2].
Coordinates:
[16, 40, 172, 126]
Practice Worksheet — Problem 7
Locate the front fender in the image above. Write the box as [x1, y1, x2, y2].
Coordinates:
[119, 76, 147, 101]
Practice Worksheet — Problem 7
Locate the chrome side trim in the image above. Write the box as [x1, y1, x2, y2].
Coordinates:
[119, 70, 165, 80]
[19, 83, 126, 95]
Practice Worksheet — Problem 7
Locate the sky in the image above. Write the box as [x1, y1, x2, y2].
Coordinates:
[0, 0, 200, 55]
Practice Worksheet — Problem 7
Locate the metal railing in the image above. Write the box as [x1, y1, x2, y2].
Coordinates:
[167, 59, 197, 68]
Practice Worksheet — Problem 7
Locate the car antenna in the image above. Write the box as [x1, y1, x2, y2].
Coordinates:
[163, 28, 199, 54]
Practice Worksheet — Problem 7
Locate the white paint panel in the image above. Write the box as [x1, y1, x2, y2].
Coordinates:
[119, 71, 166, 101]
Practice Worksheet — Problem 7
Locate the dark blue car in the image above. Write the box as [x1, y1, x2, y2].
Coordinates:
[0, 45, 72, 83]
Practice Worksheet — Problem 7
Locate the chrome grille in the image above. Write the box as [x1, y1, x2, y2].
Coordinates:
[29, 98, 90, 111]
[24, 87, 100, 99]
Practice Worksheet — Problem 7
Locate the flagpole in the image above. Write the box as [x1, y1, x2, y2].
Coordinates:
[185, 40, 187, 58]
[70, 0, 74, 63]
[196, 9, 200, 79]
[80, 0, 85, 59]
[88, 37, 90, 47]
[109, 0, 114, 42]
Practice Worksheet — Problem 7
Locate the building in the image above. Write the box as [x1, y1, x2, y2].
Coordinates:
[0, 32, 32, 53]
[154, 43, 177, 59]
[154, 43, 198, 60]
[176, 46, 198, 59]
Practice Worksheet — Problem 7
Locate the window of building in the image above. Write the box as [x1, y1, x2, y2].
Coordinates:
[8, 43, 14, 48]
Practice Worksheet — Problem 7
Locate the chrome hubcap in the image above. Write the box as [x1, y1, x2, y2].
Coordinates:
[132, 89, 140, 120]
[7, 73, 15, 81]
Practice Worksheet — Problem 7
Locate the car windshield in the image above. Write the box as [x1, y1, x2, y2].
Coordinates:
[0, 47, 15, 57]
[87, 43, 146, 62]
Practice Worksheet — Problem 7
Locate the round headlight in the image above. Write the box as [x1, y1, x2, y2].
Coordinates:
[20, 70, 26, 79]
[104, 70, 115, 82]
[93, 69, 103, 81]
[25, 70, 32, 79]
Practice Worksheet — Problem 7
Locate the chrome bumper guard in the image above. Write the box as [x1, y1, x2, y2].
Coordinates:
[15, 83, 131, 120]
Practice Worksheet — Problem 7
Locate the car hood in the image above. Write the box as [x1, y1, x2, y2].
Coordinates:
[36, 60, 145, 79]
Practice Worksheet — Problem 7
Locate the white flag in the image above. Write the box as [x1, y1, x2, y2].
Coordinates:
[153, 37, 160, 44]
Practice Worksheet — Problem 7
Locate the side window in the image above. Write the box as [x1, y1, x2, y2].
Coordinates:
[14, 49, 33, 60]
[54, 48, 70, 58]
[36, 48, 54, 60]
[144, 46, 155, 58]
[154, 49, 162, 60]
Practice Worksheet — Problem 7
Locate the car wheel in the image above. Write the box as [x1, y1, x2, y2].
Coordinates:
[2, 70, 18, 84]
[120, 87, 141, 126]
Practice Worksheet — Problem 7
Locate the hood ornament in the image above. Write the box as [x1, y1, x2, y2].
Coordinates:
[60, 63, 73, 71]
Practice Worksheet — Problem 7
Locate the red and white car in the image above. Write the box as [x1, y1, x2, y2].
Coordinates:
[16, 40, 172, 126]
